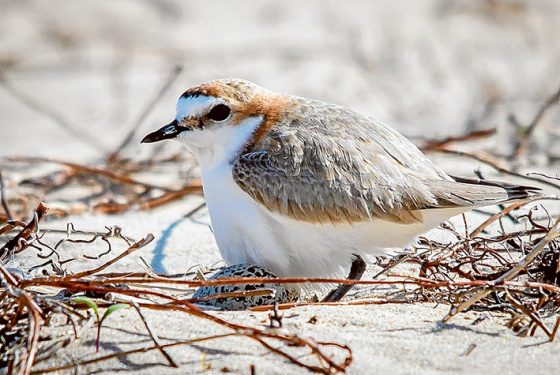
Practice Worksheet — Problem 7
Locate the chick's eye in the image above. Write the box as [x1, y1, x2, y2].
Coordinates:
[207, 104, 231, 122]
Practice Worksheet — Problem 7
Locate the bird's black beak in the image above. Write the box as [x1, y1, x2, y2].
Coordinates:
[141, 120, 187, 143]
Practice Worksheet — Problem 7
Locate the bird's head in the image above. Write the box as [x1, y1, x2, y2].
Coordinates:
[142, 79, 287, 166]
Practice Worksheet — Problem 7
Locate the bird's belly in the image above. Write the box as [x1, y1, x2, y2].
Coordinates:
[261, 207, 467, 278]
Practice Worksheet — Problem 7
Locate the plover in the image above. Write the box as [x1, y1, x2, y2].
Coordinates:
[142, 79, 537, 301]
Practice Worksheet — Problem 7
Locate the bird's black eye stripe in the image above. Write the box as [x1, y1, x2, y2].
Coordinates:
[207, 104, 231, 122]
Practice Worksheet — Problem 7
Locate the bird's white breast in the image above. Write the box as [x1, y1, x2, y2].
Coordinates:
[200, 163, 278, 266]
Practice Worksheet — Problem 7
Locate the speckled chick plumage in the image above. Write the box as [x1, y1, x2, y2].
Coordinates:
[192, 264, 298, 310]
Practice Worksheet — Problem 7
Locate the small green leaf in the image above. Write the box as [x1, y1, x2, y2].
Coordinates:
[100, 303, 129, 324]
[72, 296, 99, 320]
[94, 303, 129, 353]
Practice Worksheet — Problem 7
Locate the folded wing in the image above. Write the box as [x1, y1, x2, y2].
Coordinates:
[232, 100, 538, 224]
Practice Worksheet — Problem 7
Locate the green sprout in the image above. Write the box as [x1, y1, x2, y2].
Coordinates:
[72, 296, 129, 352]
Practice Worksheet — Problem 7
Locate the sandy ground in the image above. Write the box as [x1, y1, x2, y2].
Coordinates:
[1, 1, 560, 374]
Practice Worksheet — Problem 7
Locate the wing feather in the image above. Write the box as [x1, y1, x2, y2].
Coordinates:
[232, 99, 535, 224]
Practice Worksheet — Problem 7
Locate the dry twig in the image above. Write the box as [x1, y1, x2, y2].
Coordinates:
[511, 84, 560, 159]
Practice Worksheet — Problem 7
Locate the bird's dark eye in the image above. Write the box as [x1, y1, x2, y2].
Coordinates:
[207, 104, 231, 122]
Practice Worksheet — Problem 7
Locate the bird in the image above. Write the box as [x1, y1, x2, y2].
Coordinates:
[142, 78, 538, 301]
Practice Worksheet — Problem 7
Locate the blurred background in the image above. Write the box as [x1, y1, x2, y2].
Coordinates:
[0, 0, 559, 162]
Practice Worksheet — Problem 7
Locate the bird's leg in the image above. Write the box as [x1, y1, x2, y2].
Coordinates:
[321, 254, 366, 302]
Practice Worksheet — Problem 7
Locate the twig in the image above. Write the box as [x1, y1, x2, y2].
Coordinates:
[504, 291, 552, 338]
[470, 198, 536, 238]
[512, 84, 560, 158]
[107, 65, 183, 163]
[0, 265, 45, 375]
[9, 157, 164, 190]
[527, 172, 560, 182]
[461, 343, 477, 356]
[20, 292, 44, 375]
[551, 317, 560, 342]
[93, 184, 202, 214]
[131, 303, 178, 367]
[268, 303, 283, 328]
[22, 275, 560, 295]
[250, 298, 411, 312]
[0, 263, 20, 286]
[67, 234, 154, 279]
[55, 285, 352, 373]
[468, 195, 559, 238]
[0, 202, 48, 260]
[2, 153, 202, 219]
[183, 202, 207, 219]
[443, 216, 560, 322]
[420, 128, 496, 150]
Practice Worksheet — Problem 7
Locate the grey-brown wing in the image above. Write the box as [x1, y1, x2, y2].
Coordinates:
[232, 101, 532, 224]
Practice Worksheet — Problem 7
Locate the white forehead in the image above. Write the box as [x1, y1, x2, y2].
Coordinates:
[176, 95, 219, 120]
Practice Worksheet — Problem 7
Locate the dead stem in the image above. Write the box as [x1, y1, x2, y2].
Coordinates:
[8, 156, 166, 190]
[68, 234, 154, 279]
[131, 303, 178, 367]
[0, 202, 48, 261]
[20, 276, 560, 295]
[107, 65, 183, 164]
[443, 217, 560, 323]
[420, 128, 496, 149]
[469, 197, 557, 237]
[511, 84, 560, 159]
[504, 290, 552, 339]
[2, 156, 202, 218]
[250, 298, 411, 312]
[13, 280, 353, 373]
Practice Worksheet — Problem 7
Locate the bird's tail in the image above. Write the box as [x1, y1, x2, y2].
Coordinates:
[428, 175, 541, 208]
[451, 175, 541, 202]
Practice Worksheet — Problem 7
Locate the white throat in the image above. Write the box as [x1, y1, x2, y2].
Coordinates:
[174, 115, 267, 271]
[175, 116, 263, 168]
